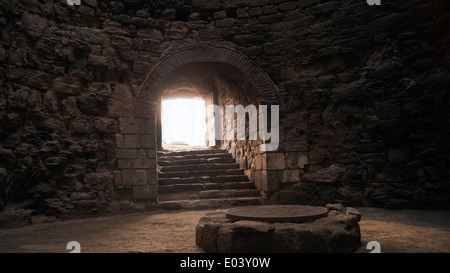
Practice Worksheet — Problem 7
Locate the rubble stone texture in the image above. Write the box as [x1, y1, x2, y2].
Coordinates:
[0, 0, 449, 226]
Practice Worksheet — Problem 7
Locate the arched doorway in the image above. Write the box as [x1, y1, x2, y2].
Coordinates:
[126, 43, 282, 202]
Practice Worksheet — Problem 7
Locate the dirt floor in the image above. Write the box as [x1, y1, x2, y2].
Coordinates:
[0, 207, 449, 253]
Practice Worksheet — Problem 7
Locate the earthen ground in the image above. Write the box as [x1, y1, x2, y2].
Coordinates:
[0, 207, 449, 253]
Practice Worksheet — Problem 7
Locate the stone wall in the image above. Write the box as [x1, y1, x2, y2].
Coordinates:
[0, 0, 449, 225]
[267, 0, 450, 209]
[114, 117, 157, 201]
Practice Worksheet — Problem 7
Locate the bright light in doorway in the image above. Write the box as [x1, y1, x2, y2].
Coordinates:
[162, 97, 206, 147]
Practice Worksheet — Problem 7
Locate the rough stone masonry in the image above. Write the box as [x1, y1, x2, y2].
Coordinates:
[0, 0, 449, 228]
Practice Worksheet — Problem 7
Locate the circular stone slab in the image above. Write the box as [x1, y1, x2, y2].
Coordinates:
[225, 205, 328, 223]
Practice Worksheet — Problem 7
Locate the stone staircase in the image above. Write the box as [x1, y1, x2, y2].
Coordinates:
[157, 148, 266, 210]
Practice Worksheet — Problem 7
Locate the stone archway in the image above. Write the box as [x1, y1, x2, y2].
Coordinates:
[132, 43, 283, 119]
[117, 43, 283, 202]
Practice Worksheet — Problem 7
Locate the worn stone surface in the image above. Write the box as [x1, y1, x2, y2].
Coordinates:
[133, 185, 158, 200]
[225, 205, 328, 222]
[302, 164, 347, 183]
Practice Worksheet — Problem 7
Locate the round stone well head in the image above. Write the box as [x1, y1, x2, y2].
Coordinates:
[195, 204, 362, 253]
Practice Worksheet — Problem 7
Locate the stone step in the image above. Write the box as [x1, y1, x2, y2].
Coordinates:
[156, 148, 259, 206]
[158, 157, 236, 166]
[158, 174, 249, 185]
[158, 153, 231, 161]
[159, 162, 240, 172]
[158, 188, 259, 201]
[158, 149, 228, 157]
[158, 168, 244, 178]
[158, 191, 200, 201]
[158, 181, 255, 194]
[158, 196, 267, 210]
